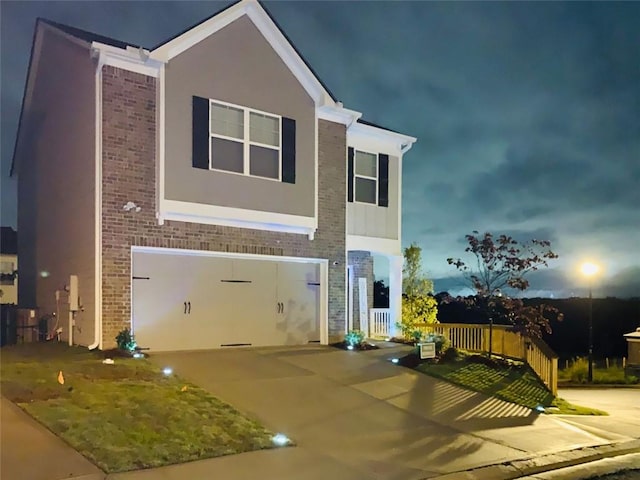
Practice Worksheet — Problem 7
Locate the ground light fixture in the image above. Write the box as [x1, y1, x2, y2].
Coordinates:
[347, 345, 354, 350]
[162, 367, 173, 376]
[535, 405, 545, 413]
[272, 433, 291, 446]
[133, 353, 144, 359]
[390, 358, 399, 364]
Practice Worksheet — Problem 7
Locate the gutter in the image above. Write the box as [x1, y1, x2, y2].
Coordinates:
[88, 53, 104, 351]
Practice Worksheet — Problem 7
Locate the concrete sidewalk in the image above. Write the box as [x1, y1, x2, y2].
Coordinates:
[0, 396, 103, 480]
[2, 345, 639, 480]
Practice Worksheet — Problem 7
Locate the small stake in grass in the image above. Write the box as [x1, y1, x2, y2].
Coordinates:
[57, 371, 65, 385]
[181, 386, 188, 392]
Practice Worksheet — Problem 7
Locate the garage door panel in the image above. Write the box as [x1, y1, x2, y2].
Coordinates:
[132, 251, 320, 351]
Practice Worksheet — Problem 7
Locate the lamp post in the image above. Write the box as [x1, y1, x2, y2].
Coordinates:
[580, 262, 598, 383]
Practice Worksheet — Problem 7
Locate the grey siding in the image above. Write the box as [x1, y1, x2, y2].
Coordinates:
[164, 15, 315, 217]
[347, 155, 399, 238]
[16, 27, 96, 345]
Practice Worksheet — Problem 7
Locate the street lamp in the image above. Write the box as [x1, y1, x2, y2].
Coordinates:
[580, 262, 599, 383]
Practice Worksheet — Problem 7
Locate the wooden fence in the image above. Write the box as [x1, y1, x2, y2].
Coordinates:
[368, 312, 558, 395]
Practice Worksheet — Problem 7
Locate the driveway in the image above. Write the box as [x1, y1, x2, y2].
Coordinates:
[143, 345, 631, 479]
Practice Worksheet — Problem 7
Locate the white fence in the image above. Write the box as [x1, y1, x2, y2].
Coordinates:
[369, 308, 392, 338]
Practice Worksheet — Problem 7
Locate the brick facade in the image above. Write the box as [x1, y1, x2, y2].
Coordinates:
[347, 251, 374, 331]
[100, 66, 346, 348]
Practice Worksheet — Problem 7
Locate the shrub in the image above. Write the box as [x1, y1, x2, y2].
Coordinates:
[115, 328, 137, 352]
[423, 333, 450, 354]
[440, 346, 460, 363]
[345, 330, 365, 347]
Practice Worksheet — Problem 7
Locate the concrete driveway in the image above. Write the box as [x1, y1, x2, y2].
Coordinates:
[141, 345, 633, 480]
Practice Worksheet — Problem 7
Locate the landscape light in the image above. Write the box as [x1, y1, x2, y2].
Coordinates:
[133, 353, 144, 359]
[347, 345, 354, 351]
[390, 358, 399, 364]
[162, 367, 173, 376]
[535, 405, 545, 413]
[272, 433, 290, 446]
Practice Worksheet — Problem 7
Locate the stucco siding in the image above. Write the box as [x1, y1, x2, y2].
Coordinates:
[163, 15, 315, 218]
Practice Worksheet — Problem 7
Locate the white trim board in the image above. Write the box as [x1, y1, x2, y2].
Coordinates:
[347, 235, 401, 256]
[159, 198, 317, 237]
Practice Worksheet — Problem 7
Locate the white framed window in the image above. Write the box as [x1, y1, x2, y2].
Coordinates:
[208, 99, 281, 180]
[354, 150, 378, 204]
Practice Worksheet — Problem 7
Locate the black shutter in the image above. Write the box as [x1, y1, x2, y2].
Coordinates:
[192, 96, 210, 169]
[378, 153, 389, 207]
[282, 117, 296, 184]
[347, 147, 354, 202]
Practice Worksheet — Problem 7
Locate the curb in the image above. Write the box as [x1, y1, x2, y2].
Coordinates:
[426, 439, 640, 480]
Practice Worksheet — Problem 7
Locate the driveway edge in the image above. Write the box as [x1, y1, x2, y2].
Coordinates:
[426, 439, 640, 480]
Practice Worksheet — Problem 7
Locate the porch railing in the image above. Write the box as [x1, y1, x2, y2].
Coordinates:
[369, 308, 392, 338]
[367, 313, 558, 395]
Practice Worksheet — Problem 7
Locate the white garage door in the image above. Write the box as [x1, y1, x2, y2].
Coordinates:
[131, 250, 321, 351]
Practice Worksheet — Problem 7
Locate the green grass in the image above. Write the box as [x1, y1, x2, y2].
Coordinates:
[415, 355, 555, 409]
[0, 343, 277, 473]
[548, 397, 608, 416]
[413, 351, 608, 415]
[559, 357, 639, 385]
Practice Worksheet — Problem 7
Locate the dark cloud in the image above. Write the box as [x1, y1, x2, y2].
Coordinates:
[1, 0, 639, 294]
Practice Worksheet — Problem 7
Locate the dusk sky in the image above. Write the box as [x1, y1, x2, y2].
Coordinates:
[1, 1, 639, 297]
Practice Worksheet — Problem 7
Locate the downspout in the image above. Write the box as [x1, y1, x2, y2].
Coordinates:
[88, 52, 104, 350]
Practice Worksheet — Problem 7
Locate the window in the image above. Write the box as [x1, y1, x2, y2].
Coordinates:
[354, 150, 377, 204]
[0, 261, 15, 285]
[347, 147, 389, 207]
[193, 96, 296, 183]
[208, 100, 281, 180]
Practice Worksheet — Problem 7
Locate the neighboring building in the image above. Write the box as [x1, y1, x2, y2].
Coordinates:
[624, 327, 640, 376]
[11, 0, 415, 350]
[0, 227, 18, 304]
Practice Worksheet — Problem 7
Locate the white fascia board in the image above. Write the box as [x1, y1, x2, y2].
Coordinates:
[160, 199, 317, 236]
[348, 122, 417, 153]
[317, 105, 362, 126]
[149, 0, 332, 106]
[347, 234, 401, 256]
[91, 42, 163, 78]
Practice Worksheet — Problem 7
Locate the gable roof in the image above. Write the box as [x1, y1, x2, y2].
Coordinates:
[38, 18, 141, 50]
[11, 0, 414, 175]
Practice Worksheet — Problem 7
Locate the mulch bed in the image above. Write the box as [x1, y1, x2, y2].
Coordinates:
[331, 341, 380, 351]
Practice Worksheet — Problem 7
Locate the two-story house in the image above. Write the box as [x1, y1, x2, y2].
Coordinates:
[11, 0, 415, 350]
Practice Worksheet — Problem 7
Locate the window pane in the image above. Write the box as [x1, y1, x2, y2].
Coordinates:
[250, 112, 279, 146]
[355, 177, 376, 203]
[355, 151, 377, 177]
[250, 145, 279, 179]
[211, 137, 243, 173]
[210, 103, 244, 139]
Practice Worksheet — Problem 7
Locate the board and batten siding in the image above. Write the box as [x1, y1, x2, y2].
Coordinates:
[347, 155, 399, 239]
[163, 15, 316, 218]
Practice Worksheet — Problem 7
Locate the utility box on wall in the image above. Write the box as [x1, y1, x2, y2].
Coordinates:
[69, 275, 79, 311]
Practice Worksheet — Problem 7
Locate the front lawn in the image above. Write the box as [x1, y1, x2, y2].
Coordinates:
[0, 343, 277, 473]
[409, 349, 607, 415]
[414, 353, 554, 409]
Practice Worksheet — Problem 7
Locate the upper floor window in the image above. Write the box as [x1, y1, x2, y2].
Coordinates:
[192, 96, 296, 184]
[348, 147, 389, 207]
[209, 100, 281, 180]
[0, 261, 15, 285]
[354, 151, 377, 204]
